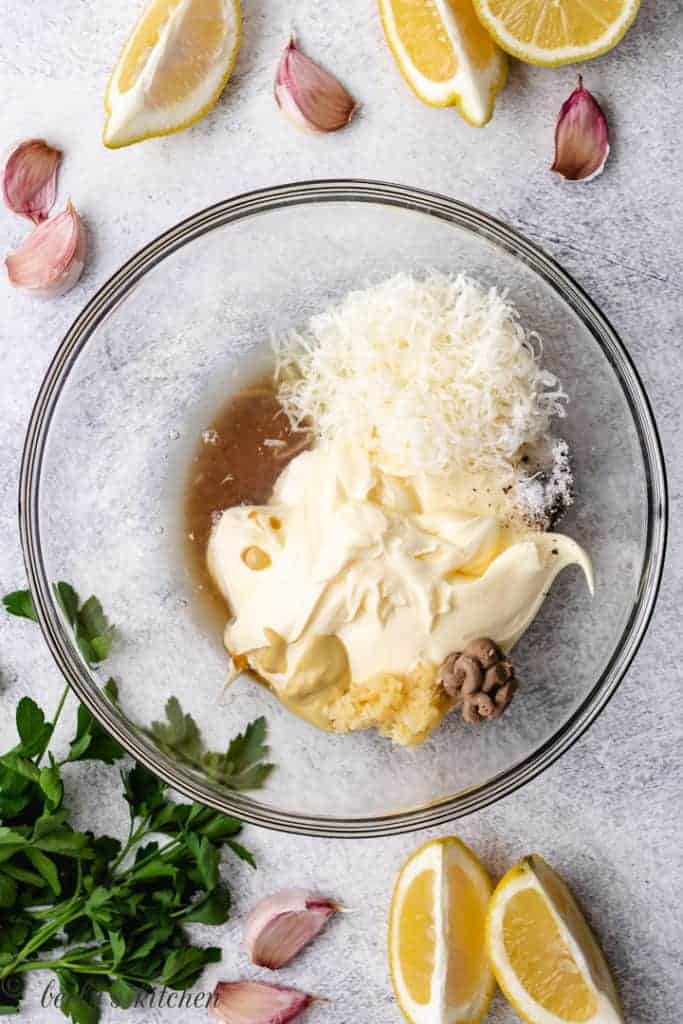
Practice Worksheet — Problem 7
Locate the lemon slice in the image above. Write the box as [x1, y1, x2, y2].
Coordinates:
[389, 837, 495, 1024]
[378, 0, 507, 127]
[472, 0, 641, 66]
[486, 854, 624, 1024]
[104, 0, 241, 148]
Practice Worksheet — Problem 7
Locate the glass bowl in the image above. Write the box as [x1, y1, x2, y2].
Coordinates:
[20, 180, 667, 837]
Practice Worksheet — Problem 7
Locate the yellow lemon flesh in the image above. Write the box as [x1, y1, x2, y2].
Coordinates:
[472, 0, 641, 66]
[486, 854, 624, 1024]
[104, 0, 241, 148]
[378, 0, 507, 126]
[389, 837, 495, 1024]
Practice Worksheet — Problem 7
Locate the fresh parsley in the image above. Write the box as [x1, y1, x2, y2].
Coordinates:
[151, 699, 274, 790]
[2, 589, 37, 622]
[1, 583, 274, 1022]
[54, 582, 114, 665]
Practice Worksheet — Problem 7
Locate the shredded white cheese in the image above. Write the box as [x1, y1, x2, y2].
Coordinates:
[273, 273, 566, 479]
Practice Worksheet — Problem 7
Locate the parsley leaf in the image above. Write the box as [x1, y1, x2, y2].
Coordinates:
[218, 716, 274, 790]
[121, 763, 166, 819]
[185, 832, 220, 890]
[16, 697, 53, 759]
[225, 838, 257, 869]
[54, 582, 79, 627]
[150, 697, 202, 763]
[24, 847, 61, 895]
[57, 970, 99, 1024]
[5, 582, 114, 667]
[74, 595, 114, 666]
[38, 757, 63, 811]
[2, 589, 37, 622]
[151, 703, 274, 790]
[160, 947, 221, 990]
[179, 883, 231, 925]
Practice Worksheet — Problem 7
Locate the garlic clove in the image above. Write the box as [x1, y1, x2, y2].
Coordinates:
[2, 139, 62, 223]
[274, 36, 356, 134]
[552, 76, 610, 182]
[245, 888, 338, 969]
[6, 200, 86, 298]
[210, 981, 313, 1024]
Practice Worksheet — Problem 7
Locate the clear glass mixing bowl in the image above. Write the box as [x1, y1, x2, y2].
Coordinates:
[20, 181, 667, 837]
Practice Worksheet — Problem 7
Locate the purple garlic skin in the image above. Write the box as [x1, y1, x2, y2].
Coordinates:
[275, 36, 356, 134]
[2, 139, 62, 222]
[245, 888, 338, 969]
[210, 981, 313, 1024]
[552, 76, 610, 182]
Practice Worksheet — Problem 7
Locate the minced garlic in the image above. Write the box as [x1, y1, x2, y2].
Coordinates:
[329, 663, 453, 747]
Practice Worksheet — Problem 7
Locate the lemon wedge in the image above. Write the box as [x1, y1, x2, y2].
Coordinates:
[378, 0, 507, 127]
[486, 854, 624, 1024]
[389, 837, 495, 1024]
[104, 0, 241, 148]
[471, 0, 641, 66]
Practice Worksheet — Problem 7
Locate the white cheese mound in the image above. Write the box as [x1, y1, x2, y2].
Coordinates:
[273, 272, 567, 479]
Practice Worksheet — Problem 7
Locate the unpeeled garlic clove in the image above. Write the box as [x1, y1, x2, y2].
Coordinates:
[6, 200, 86, 298]
[245, 888, 338, 969]
[552, 76, 610, 182]
[210, 981, 313, 1024]
[274, 36, 356, 133]
[2, 139, 62, 223]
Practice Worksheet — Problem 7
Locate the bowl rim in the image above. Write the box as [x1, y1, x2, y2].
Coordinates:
[19, 178, 668, 838]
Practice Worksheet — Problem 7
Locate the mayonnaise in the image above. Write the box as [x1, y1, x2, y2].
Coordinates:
[207, 441, 593, 734]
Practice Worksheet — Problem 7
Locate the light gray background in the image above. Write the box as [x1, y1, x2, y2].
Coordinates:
[1, 1, 681, 1021]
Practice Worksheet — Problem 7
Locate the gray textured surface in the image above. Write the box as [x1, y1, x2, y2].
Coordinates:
[1, 1, 682, 1022]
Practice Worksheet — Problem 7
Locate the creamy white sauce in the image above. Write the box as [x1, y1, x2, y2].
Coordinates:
[208, 441, 593, 695]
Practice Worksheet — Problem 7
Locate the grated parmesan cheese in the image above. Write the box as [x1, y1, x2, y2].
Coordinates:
[273, 273, 567, 479]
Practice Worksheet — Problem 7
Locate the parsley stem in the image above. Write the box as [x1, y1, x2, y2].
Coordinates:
[113, 833, 183, 881]
[50, 684, 70, 736]
[109, 818, 152, 874]
[30, 860, 83, 920]
[0, 862, 87, 979]
[33, 684, 70, 768]
[0, 901, 85, 979]
[12, 959, 150, 985]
